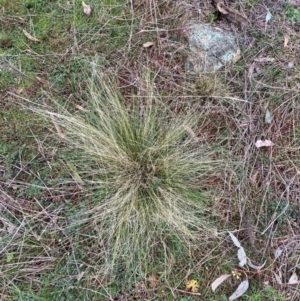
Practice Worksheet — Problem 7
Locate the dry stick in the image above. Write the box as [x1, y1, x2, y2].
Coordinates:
[174, 289, 202, 296]
[127, 0, 134, 52]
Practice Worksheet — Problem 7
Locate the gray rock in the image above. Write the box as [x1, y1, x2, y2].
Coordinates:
[186, 23, 241, 72]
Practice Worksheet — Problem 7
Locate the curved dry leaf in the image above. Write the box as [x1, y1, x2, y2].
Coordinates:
[284, 34, 289, 48]
[211, 274, 231, 292]
[229, 232, 241, 248]
[228, 280, 249, 301]
[216, 2, 228, 14]
[143, 41, 155, 48]
[238, 247, 247, 267]
[255, 139, 275, 148]
[232, 48, 241, 64]
[23, 29, 40, 42]
[288, 272, 298, 284]
[273, 271, 282, 285]
[247, 259, 266, 270]
[82, 1, 91, 16]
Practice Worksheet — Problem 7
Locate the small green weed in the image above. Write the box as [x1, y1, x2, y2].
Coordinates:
[208, 10, 219, 23]
[244, 286, 285, 301]
[284, 4, 300, 22]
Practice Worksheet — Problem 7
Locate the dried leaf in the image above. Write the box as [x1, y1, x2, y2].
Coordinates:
[0, 38, 12, 48]
[228, 280, 249, 301]
[265, 11, 272, 23]
[6, 222, 16, 234]
[250, 170, 259, 184]
[284, 35, 289, 48]
[82, 1, 91, 16]
[216, 2, 228, 14]
[288, 273, 298, 284]
[229, 232, 241, 248]
[248, 63, 255, 78]
[75, 105, 87, 112]
[35, 76, 47, 84]
[265, 109, 271, 124]
[23, 29, 40, 42]
[232, 48, 241, 64]
[186, 279, 199, 293]
[255, 139, 275, 148]
[24, 48, 38, 54]
[273, 272, 282, 285]
[238, 247, 247, 267]
[247, 259, 266, 270]
[211, 274, 231, 292]
[75, 271, 85, 281]
[274, 248, 283, 259]
[214, 1, 249, 25]
[254, 57, 275, 63]
[143, 41, 155, 48]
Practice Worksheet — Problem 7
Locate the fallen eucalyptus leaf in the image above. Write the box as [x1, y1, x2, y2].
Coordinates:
[216, 2, 229, 14]
[273, 272, 282, 285]
[247, 259, 266, 270]
[284, 34, 289, 48]
[288, 272, 298, 284]
[238, 247, 247, 267]
[143, 41, 155, 48]
[23, 29, 40, 42]
[228, 232, 241, 248]
[211, 274, 231, 292]
[265, 109, 271, 124]
[82, 1, 91, 16]
[255, 139, 275, 148]
[228, 280, 249, 301]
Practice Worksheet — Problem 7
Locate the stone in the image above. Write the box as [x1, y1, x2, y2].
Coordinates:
[186, 23, 241, 72]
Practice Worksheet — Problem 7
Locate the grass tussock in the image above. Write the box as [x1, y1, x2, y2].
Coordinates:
[31, 68, 220, 281]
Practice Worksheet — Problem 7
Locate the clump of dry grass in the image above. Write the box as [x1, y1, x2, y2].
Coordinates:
[29, 66, 221, 282]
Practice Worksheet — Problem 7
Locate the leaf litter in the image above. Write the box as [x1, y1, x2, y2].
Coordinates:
[82, 1, 91, 16]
